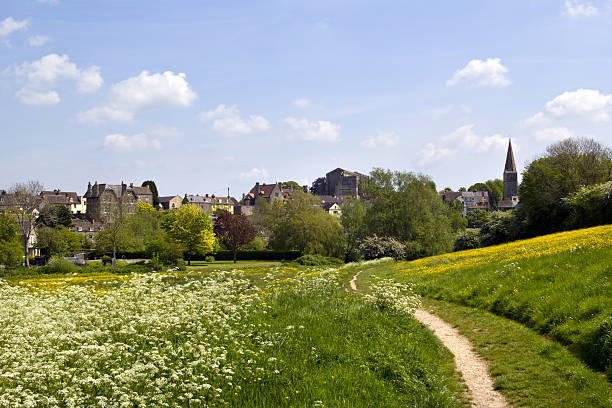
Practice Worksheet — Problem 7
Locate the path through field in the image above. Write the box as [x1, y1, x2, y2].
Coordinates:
[350, 271, 508, 408]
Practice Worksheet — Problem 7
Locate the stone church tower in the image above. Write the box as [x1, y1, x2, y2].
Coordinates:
[498, 139, 519, 210]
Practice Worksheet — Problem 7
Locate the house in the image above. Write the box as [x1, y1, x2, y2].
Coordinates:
[440, 190, 491, 216]
[323, 202, 342, 218]
[70, 220, 105, 242]
[182, 194, 239, 217]
[312, 168, 368, 198]
[498, 139, 520, 211]
[83, 181, 152, 222]
[242, 182, 284, 205]
[40, 190, 87, 215]
[159, 195, 183, 211]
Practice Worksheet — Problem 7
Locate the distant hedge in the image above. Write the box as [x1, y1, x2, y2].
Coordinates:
[198, 250, 301, 261]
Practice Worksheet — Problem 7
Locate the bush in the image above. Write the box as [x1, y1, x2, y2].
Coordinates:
[563, 181, 612, 230]
[359, 235, 406, 260]
[454, 230, 481, 251]
[198, 250, 301, 261]
[204, 255, 215, 263]
[43, 256, 78, 274]
[295, 254, 344, 267]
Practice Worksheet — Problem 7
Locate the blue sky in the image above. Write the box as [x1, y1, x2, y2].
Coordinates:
[1, 0, 612, 197]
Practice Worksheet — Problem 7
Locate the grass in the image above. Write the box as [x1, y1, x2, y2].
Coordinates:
[0, 264, 468, 407]
[359, 225, 612, 377]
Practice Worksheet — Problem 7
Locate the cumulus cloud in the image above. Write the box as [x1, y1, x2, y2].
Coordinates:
[103, 133, 150, 152]
[293, 98, 312, 108]
[0, 17, 30, 39]
[27, 35, 51, 47]
[10, 54, 102, 105]
[79, 70, 196, 124]
[284, 117, 340, 142]
[545, 88, 612, 121]
[534, 127, 574, 142]
[199, 104, 270, 136]
[360, 131, 399, 149]
[419, 143, 455, 164]
[442, 124, 507, 152]
[240, 168, 269, 180]
[564, 0, 598, 17]
[446, 58, 510, 87]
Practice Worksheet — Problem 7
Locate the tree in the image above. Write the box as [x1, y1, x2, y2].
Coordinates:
[142, 180, 160, 208]
[214, 211, 258, 263]
[0, 214, 22, 268]
[6, 181, 43, 268]
[466, 209, 490, 228]
[520, 137, 612, 235]
[264, 191, 346, 258]
[282, 181, 301, 191]
[97, 193, 131, 265]
[363, 169, 456, 259]
[36, 226, 81, 258]
[341, 199, 367, 260]
[309, 177, 326, 195]
[163, 204, 215, 265]
[37, 204, 72, 228]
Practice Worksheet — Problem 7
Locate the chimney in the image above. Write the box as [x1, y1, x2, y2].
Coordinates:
[121, 182, 127, 195]
[130, 183, 133, 188]
[93, 181, 99, 196]
[303, 185, 308, 193]
[255, 182, 261, 197]
[87, 182, 92, 195]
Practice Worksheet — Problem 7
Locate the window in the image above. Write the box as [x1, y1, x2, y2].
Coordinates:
[78, 227, 83, 231]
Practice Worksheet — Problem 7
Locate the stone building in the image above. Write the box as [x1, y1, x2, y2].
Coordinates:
[182, 194, 239, 217]
[440, 190, 491, 216]
[70, 220, 105, 242]
[83, 182, 152, 222]
[159, 195, 183, 211]
[498, 140, 520, 211]
[313, 168, 368, 198]
[242, 182, 284, 205]
[40, 190, 87, 215]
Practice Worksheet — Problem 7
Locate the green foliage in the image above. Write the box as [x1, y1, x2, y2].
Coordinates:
[145, 229, 184, 266]
[163, 204, 216, 264]
[478, 211, 523, 247]
[0, 215, 22, 268]
[281, 180, 301, 190]
[264, 191, 346, 258]
[466, 209, 489, 228]
[136, 202, 156, 213]
[204, 255, 215, 263]
[520, 137, 612, 235]
[563, 181, 612, 229]
[242, 236, 267, 251]
[201, 250, 301, 261]
[42, 256, 78, 274]
[358, 235, 406, 260]
[362, 169, 455, 259]
[36, 205, 72, 228]
[341, 198, 367, 257]
[36, 226, 82, 257]
[295, 254, 344, 267]
[453, 230, 481, 251]
[141, 180, 160, 208]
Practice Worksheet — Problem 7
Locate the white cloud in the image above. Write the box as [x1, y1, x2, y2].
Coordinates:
[11, 54, 103, 105]
[284, 117, 340, 142]
[545, 88, 612, 121]
[103, 133, 150, 152]
[27, 35, 51, 47]
[0, 17, 30, 38]
[77, 106, 133, 124]
[419, 143, 455, 164]
[78, 70, 196, 124]
[110, 70, 196, 110]
[15, 88, 60, 106]
[446, 58, 510, 87]
[360, 131, 399, 149]
[534, 127, 574, 142]
[442, 124, 507, 152]
[564, 1, 599, 17]
[431, 105, 453, 120]
[524, 112, 549, 127]
[200, 104, 270, 136]
[293, 98, 312, 108]
[240, 168, 269, 180]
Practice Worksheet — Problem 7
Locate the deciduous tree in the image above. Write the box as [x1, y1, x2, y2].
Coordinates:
[6, 181, 43, 268]
[214, 211, 258, 263]
[0, 214, 22, 268]
[163, 204, 215, 265]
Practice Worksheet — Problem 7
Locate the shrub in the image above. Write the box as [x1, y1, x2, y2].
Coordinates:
[454, 230, 481, 251]
[563, 181, 612, 230]
[204, 255, 215, 263]
[359, 235, 406, 260]
[295, 254, 344, 267]
[198, 250, 301, 261]
[43, 256, 78, 274]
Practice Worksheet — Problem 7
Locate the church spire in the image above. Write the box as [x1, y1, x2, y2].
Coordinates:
[504, 139, 516, 172]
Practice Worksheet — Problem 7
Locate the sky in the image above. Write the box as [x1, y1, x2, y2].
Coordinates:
[1, 0, 612, 197]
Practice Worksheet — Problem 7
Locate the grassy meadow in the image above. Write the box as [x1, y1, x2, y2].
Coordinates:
[359, 225, 612, 378]
[0, 263, 467, 407]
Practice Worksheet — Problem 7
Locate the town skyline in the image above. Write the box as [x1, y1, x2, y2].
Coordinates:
[2, 1, 612, 196]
